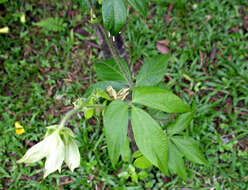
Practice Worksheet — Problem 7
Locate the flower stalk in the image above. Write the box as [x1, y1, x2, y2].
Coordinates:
[59, 108, 80, 129]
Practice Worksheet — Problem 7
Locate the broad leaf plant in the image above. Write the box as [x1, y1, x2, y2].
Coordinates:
[18, 0, 208, 181]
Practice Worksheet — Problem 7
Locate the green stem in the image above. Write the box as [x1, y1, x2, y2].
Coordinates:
[58, 104, 106, 129]
[99, 24, 134, 89]
[59, 108, 80, 129]
[86, 104, 106, 108]
[88, 0, 133, 89]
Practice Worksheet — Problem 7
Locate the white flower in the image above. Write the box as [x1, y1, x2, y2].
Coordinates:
[17, 126, 80, 178]
[17, 131, 56, 164]
[64, 137, 80, 172]
[43, 130, 65, 178]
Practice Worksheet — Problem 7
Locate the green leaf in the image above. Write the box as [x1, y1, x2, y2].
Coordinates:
[95, 58, 131, 82]
[136, 54, 169, 87]
[168, 141, 187, 181]
[96, 88, 111, 100]
[131, 173, 138, 183]
[0, 0, 8, 4]
[33, 17, 66, 32]
[171, 136, 208, 165]
[127, 0, 148, 17]
[102, 0, 127, 35]
[84, 81, 127, 97]
[84, 97, 95, 119]
[134, 155, 152, 169]
[84, 108, 94, 119]
[103, 100, 129, 167]
[131, 106, 169, 175]
[167, 112, 193, 136]
[121, 138, 131, 162]
[132, 86, 191, 113]
[133, 150, 142, 158]
[80, 0, 90, 12]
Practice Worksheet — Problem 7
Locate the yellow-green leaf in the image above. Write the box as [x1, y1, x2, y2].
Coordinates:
[132, 86, 191, 113]
[131, 106, 169, 175]
[135, 54, 169, 87]
[134, 155, 152, 169]
[168, 141, 187, 181]
[103, 100, 129, 167]
[171, 136, 208, 165]
[102, 0, 127, 35]
[167, 112, 193, 136]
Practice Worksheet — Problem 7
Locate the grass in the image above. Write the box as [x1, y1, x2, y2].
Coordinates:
[0, 0, 248, 189]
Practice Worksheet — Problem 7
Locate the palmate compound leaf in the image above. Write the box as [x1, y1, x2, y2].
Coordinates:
[135, 54, 170, 87]
[171, 136, 208, 165]
[167, 112, 193, 136]
[132, 86, 191, 113]
[103, 100, 128, 167]
[168, 141, 187, 181]
[127, 0, 148, 17]
[131, 106, 169, 175]
[94, 58, 131, 83]
[102, 0, 127, 35]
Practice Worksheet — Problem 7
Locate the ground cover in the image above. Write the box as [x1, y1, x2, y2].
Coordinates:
[0, 0, 247, 189]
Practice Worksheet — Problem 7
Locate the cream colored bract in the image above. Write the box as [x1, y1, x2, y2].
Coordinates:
[17, 126, 80, 178]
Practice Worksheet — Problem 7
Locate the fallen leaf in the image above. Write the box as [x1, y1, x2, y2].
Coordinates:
[217, 50, 222, 56]
[157, 39, 170, 46]
[229, 26, 239, 33]
[156, 42, 170, 54]
[184, 88, 194, 96]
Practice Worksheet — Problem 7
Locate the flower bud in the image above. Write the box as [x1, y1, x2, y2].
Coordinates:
[106, 86, 117, 99]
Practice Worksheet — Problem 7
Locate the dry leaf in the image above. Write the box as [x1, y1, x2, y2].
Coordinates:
[157, 39, 170, 46]
[156, 42, 170, 54]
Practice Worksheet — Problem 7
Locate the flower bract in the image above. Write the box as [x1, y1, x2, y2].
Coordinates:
[17, 125, 80, 178]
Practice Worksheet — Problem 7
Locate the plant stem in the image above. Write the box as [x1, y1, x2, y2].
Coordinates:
[86, 104, 106, 108]
[88, 0, 134, 89]
[58, 104, 106, 129]
[99, 24, 134, 89]
[59, 108, 80, 129]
